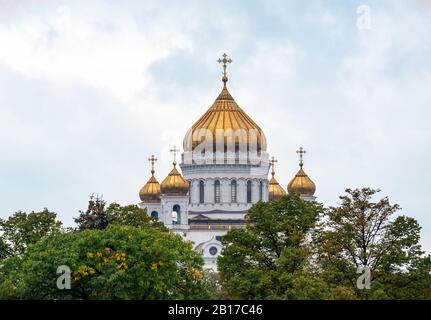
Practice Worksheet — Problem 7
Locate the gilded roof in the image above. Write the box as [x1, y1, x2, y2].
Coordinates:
[269, 176, 287, 201]
[183, 81, 267, 154]
[139, 173, 161, 203]
[160, 163, 189, 196]
[287, 165, 316, 197]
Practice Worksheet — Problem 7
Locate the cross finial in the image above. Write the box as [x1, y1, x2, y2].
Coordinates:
[170, 145, 180, 165]
[296, 147, 306, 167]
[270, 156, 278, 177]
[148, 155, 157, 175]
[217, 53, 232, 84]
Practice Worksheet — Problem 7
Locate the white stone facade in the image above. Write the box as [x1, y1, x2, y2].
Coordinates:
[139, 155, 271, 271]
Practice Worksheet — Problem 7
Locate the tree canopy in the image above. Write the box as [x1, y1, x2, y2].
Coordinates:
[314, 188, 431, 299]
[1, 224, 211, 299]
[0, 237, 11, 260]
[0, 209, 62, 255]
[218, 189, 431, 300]
[0, 189, 429, 300]
[74, 195, 115, 230]
[218, 194, 328, 299]
[74, 196, 161, 231]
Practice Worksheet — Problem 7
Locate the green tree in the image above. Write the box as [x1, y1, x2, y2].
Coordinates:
[74, 195, 114, 230]
[4, 224, 211, 300]
[0, 237, 12, 260]
[314, 188, 431, 299]
[107, 203, 164, 230]
[0, 209, 62, 255]
[218, 195, 328, 299]
[0, 256, 21, 299]
[74, 196, 158, 230]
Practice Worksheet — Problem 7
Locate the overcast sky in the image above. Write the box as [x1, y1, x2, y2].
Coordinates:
[0, 0, 430, 252]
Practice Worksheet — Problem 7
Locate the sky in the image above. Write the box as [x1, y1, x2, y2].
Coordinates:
[0, 0, 430, 252]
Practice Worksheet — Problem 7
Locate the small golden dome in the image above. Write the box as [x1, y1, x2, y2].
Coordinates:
[160, 162, 189, 196]
[268, 157, 286, 201]
[139, 155, 161, 202]
[269, 176, 287, 201]
[287, 148, 316, 197]
[139, 174, 161, 203]
[183, 55, 267, 154]
[287, 166, 316, 197]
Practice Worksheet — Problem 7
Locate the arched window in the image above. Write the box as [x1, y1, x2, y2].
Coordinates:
[173, 204, 181, 224]
[214, 180, 221, 203]
[247, 180, 252, 203]
[150, 211, 158, 220]
[199, 181, 205, 204]
[188, 181, 191, 203]
[231, 180, 237, 203]
[259, 181, 263, 201]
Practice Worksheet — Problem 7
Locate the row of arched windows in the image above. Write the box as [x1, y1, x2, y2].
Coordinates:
[198, 180, 264, 204]
[151, 205, 181, 224]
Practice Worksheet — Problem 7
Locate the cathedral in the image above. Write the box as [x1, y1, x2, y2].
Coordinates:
[138, 54, 316, 271]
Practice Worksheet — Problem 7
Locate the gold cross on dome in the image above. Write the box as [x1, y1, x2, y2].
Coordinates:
[170, 145, 180, 164]
[148, 155, 157, 174]
[296, 147, 306, 167]
[217, 53, 232, 78]
[270, 156, 278, 176]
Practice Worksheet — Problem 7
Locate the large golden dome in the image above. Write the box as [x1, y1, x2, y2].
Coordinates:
[287, 148, 316, 197]
[160, 162, 189, 196]
[268, 157, 286, 201]
[183, 60, 267, 155]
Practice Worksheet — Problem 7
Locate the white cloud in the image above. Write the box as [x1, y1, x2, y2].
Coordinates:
[0, 0, 430, 253]
[0, 2, 192, 101]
